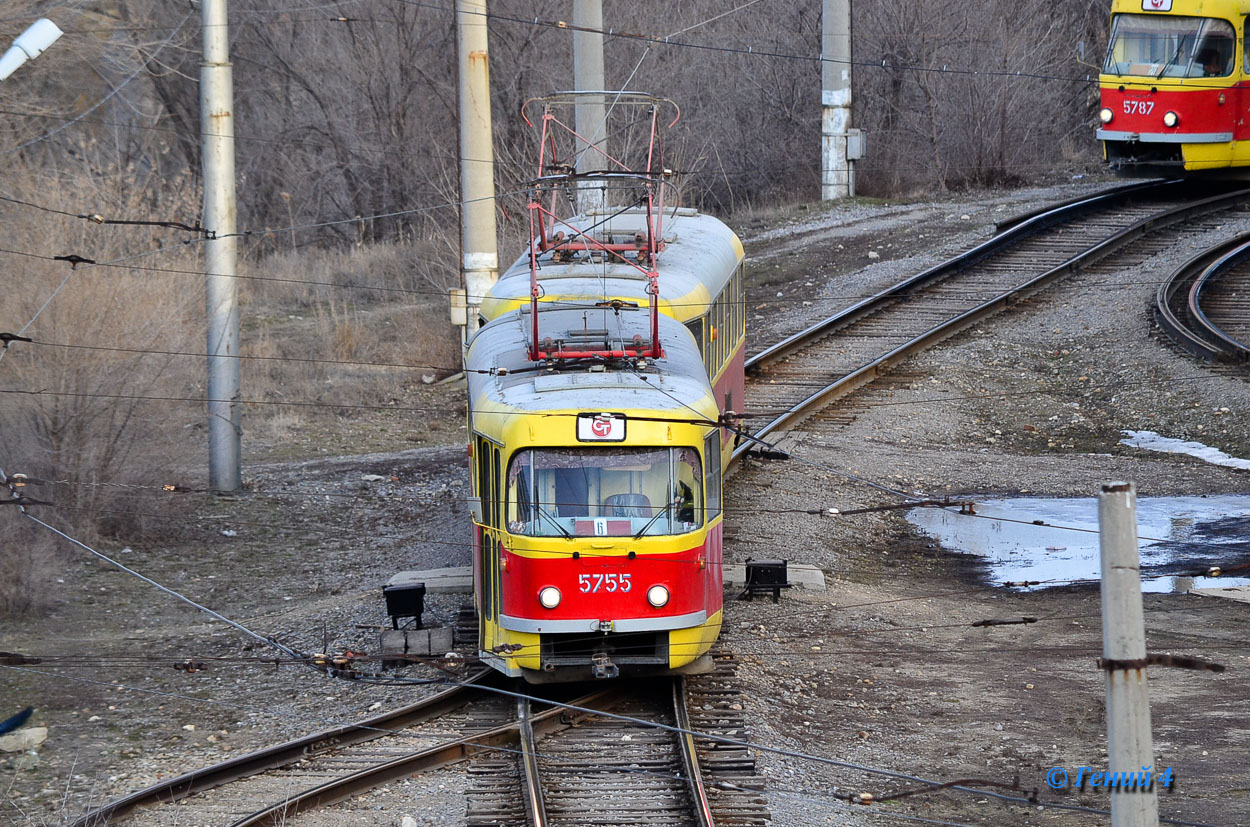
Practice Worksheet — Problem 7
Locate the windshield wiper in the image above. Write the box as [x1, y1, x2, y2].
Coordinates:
[535, 503, 572, 539]
[1158, 36, 1193, 78]
[633, 501, 673, 540]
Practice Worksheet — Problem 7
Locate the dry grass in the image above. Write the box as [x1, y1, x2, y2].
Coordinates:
[0, 169, 463, 615]
[237, 238, 462, 432]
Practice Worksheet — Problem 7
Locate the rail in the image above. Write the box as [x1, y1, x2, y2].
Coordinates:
[674, 676, 716, 827]
[518, 696, 549, 827]
[71, 668, 497, 826]
[229, 689, 609, 826]
[1156, 232, 1250, 361]
[735, 183, 1250, 463]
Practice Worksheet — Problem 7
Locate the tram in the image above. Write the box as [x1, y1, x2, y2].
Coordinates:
[461, 94, 743, 681]
[1098, 0, 1250, 174]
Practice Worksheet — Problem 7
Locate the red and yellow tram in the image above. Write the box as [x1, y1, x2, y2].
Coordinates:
[465, 308, 725, 681]
[1099, 0, 1250, 174]
[461, 94, 744, 681]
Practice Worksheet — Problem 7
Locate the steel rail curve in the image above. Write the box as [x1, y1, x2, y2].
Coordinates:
[734, 182, 1250, 465]
[70, 668, 497, 826]
[744, 179, 1186, 374]
[674, 675, 716, 827]
[991, 178, 1178, 234]
[230, 689, 612, 827]
[518, 695, 549, 827]
[1156, 233, 1250, 361]
[513, 677, 717, 826]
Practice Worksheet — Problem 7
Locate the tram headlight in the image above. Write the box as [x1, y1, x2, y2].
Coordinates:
[1163, 111, 1179, 128]
[538, 586, 561, 609]
[647, 584, 670, 608]
[1099, 107, 1114, 124]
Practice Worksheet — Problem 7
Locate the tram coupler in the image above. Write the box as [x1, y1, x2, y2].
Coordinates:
[591, 652, 619, 679]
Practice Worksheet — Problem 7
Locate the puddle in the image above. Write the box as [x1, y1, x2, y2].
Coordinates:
[907, 496, 1250, 592]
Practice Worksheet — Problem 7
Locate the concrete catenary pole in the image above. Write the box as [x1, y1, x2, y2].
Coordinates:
[573, 0, 606, 215]
[202, 0, 240, 492]
[1098, 482, 1160, 827]
[456, 0, 499, 339]
[821, 0, 854, 199]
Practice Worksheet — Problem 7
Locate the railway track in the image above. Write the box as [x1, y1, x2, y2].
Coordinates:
[80, 659, 768, 826]
[75, 180, 1225, 826]
[467, 657, 768, 827]
[1156, 231, 1250, 362]
[735, 180, 1250, 461]
[72, 669, 503, 826]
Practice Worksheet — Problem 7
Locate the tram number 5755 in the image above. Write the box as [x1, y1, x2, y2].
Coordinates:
[578, 573, 632, 593]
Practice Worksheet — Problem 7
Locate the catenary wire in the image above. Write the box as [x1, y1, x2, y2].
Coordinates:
[3, 662, 1214, 825]
[2, 466, 306, 663]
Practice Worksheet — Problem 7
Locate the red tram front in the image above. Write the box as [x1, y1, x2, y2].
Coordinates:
[1099, 0, 1250, 174]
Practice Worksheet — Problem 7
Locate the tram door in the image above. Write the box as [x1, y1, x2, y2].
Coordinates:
[475, 437, 502, 648]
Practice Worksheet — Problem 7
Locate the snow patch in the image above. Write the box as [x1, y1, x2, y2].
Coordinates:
[1120, 430, 1250, 470]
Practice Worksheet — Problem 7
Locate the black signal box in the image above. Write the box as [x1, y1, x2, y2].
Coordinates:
[743, 559, 791, 603]
[384, 582, 426, 630]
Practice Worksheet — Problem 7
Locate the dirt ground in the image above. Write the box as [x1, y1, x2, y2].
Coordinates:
[4, 176, 1250, 826]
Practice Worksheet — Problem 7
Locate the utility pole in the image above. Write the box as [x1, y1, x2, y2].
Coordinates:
[1098, 482, 1160, 827]
[456, 0, 499, 339]
[821, 0, 855, 199]
[573, 0, 606, 215]
[202, 0, 240, 492]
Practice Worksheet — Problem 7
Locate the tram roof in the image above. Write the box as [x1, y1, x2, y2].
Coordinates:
[479, 207, 744, 324]
[465, 306, 718, 432]
[1110, 0, 1250, 16]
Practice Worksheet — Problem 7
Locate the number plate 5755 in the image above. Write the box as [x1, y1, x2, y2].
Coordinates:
[578, 573, 632, 593]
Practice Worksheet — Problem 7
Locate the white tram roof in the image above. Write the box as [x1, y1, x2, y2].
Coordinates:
[465, 306, 717, 435]
[479, 207, 744, 324]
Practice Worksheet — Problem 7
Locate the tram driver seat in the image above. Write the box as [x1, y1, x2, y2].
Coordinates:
[603, 493, 652, 518]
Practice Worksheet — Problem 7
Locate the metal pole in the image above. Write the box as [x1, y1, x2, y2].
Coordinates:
[202, 0, 240, 492]
[821, 0, 854, 199]
[456, 0, 499, 339]
[573, 0, 606, 215]
[1098, 482, 1159, 827]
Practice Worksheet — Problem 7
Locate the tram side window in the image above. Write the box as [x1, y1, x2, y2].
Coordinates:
[686, 315, 709, 376]
[1245, 18, 1250, 72]
[476, 437, 490, 524]
[491, 446, 501, 527]
[715, 293, 723, 369]
[730, 266, 740, 342]
[704, 431, 721, 523]
[719, 290, 728, 365]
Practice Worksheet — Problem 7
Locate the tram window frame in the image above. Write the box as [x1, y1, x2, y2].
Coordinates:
[704, 431, 721, 522]
[476, 437, 490, 520]
[1245, 17, 1250, 72]
[734, 265, 744, 343]
[715, 291, 725, 369]
[491, 446, 501, 527]
[685, 315, 707, 375]
[719, 289, 727, 365]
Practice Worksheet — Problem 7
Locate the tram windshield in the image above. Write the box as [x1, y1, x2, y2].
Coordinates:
[506, 447, 703, 538]
[1104, 15, 1235, 78]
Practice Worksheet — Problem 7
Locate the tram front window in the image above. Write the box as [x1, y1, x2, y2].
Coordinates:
[1104, 15, 1234, 78]
[506, 447, 703, 537]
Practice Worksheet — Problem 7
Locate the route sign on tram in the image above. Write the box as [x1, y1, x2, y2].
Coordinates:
[577, 412, 626, 442]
